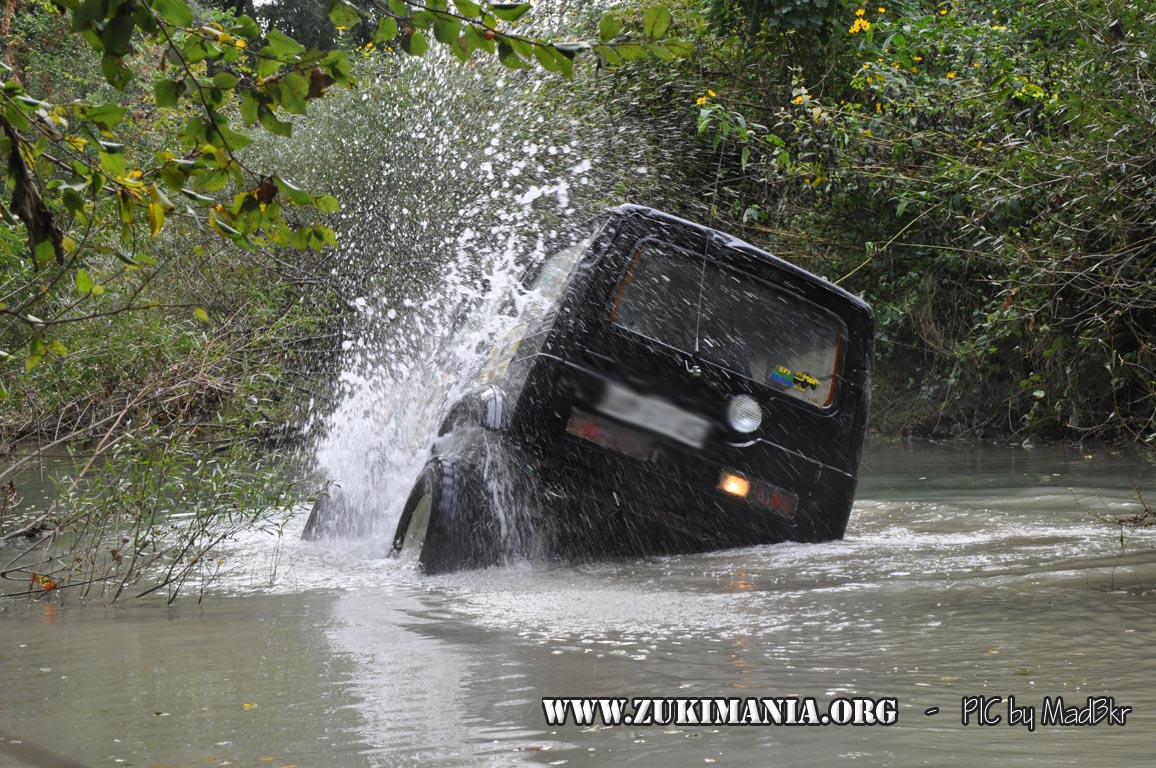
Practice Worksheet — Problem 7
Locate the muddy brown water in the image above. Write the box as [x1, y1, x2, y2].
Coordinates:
[2, 441, 1155, 767]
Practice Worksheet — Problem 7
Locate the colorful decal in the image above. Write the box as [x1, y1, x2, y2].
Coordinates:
[769, 365, 794, 387]
[792, 371, 819, 391]
[768, 365, 819, 392]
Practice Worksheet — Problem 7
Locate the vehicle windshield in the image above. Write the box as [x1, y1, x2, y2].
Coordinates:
[610, 240, 845, 407]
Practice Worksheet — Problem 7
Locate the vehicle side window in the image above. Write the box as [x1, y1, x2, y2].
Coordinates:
[527, 243, 585, 303]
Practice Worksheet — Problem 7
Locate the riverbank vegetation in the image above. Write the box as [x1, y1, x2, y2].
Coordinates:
[662, 0, 1156, 443]
[0, 0, 1153, 599]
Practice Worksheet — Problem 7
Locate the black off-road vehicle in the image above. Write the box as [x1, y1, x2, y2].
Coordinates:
[307, 205, 873, 574]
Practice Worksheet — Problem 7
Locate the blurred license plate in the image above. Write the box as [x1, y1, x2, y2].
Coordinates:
[597, 382, 710, 448]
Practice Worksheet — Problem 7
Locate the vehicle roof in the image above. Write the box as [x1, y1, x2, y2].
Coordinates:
[606, 204, 874, 321]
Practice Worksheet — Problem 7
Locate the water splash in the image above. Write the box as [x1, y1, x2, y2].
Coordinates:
[253, 45, 705, 551]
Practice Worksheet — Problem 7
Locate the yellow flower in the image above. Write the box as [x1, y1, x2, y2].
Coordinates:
[911, 66, 918, 72]
[878, 6, 886, 12]
[939, 8, 947, 14]
[696, 95, 708, 106]
[708, 89, 717, 97]
[946, 71, 957, 78]
[856, 8, 866, 16]
[793, 95, 804, 104]
[875, 101, 882, 113]
[913, 55, 923, 61]
[235, 38, 247, 49]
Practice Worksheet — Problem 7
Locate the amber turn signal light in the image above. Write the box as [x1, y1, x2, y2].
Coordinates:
[718, 472, 751, 498]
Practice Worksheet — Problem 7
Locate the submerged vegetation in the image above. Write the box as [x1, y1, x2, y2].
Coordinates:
[0, 0, 1153, 599]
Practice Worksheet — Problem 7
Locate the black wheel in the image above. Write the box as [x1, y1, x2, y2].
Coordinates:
[390, 459, 501, 574]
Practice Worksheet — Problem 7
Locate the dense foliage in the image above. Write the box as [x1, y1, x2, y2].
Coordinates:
[675, 0, 1156, 441]
[0, 0, 688, 600]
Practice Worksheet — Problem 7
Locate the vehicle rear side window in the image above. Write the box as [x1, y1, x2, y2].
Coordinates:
[610, 240, 845, 408]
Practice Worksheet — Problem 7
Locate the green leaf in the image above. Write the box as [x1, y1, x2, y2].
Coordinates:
[85, 103, 128, 130]
[453, 0, 482, 17]
[464, 24, 494, 53]
[374, 16, 399, 43]
[266, 28, 306, 57]
[279, 72, 310, 115]
[155, 78, 182, 107]
[273, 176, 314, 205]
[34, 239, 57, 266]
[259, 109, 293, 137]
[615, 43, 648, 61]
[101, 54, 132, 89]
[508, 35, 533, 59]
[76, 268, 93, 294]
[533, 44, 562, 73]
[231, 14, 262, 39]
[662, 38, 693, 57]
[598, 13, 621, 43]
[194, 307, 210, 323]
[315, 194, 340, 213]
[401, 29, 429, 56]
[62, 185, 86, 213]
[326, 0, 361, 30]
[101, 11, 135, 56]
[642, 6, 672, 39]
[644, 42, 674, 61]
[4, 102, 30, 131]
[152, 0, 194, 26]
[240, 90, 260, 125]
[490, 2, 531, 22]
[212, 71, 240, 89]
[99, 149, 127, 177]
[497, 40, 529, 68]
[288, 224, 337, 251]
[255, 49, 281, 78]
[434, 15, 462, 44]
[592, 44, 622, 66]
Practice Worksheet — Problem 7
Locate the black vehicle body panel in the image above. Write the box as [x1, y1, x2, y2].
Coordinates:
[430, 205, 873, 562]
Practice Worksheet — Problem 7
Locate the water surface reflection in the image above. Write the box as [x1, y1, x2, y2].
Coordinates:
[2, 441, 1154, 766]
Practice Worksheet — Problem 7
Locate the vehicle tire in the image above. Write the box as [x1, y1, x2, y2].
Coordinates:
[301, 493, 338, 540]
[390, 459, 501, 574]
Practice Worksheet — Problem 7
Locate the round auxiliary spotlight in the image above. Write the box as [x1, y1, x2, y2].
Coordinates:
[726, 394, 762, 433]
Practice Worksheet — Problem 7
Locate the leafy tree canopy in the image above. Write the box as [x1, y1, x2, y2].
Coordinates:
[0, 0, 689, 375]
